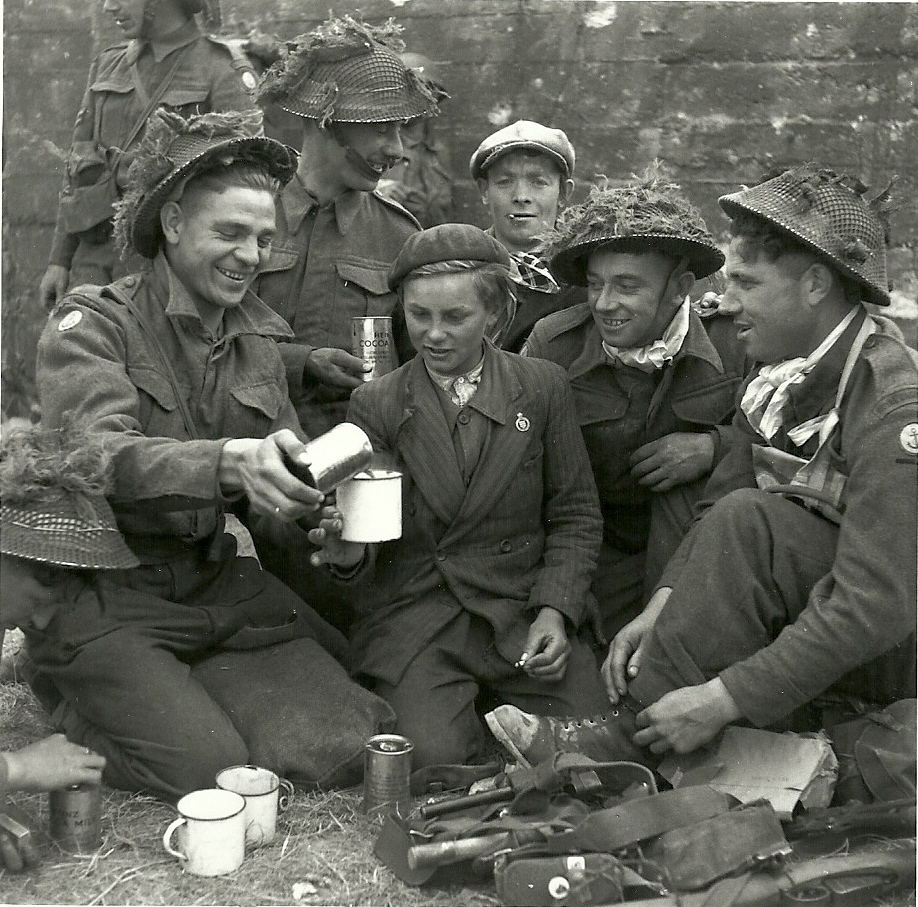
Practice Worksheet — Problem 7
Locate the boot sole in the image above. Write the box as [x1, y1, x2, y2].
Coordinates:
[484, 711, 533, 769]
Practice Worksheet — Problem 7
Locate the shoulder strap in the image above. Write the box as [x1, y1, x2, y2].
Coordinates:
[103, 283, 200, 440]
[122, 48, 186, 152]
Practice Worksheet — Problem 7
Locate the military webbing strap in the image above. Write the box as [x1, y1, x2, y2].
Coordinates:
[547, 786, 734, 854]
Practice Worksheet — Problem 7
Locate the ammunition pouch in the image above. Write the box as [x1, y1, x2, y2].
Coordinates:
[58, 141, 120, 235]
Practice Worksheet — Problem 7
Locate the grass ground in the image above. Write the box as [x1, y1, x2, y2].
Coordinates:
[2, 628, 915, 907]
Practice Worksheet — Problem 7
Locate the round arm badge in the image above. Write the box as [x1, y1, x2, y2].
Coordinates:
[900, 423, 918, 456]
[515, 412, 530, 432]
[57, 310, 83, 331]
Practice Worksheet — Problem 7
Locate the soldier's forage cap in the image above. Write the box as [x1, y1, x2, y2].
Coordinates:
[258, 15, 445, 126]
[388, 224, 510, 289]
[543, 167, 724, 286]
[0, 424, 138, 571]
[719, 164, 893, 306]
[470, 120, 576, 182]
[115, 109, 296, 259]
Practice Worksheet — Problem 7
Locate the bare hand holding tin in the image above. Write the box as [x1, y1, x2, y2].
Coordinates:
[305, 348, 371, 389]
[218, 429, 324, 520]
[2, 734, 104, 791]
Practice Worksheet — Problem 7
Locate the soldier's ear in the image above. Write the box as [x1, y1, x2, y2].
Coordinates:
[160, 201, 184, 247]
[476, 177, 490, 205]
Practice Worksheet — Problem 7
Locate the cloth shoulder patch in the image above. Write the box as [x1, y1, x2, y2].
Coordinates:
[57, 310, 83, 331]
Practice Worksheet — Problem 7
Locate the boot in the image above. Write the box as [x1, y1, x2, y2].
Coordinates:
[484, 704, 654, 768]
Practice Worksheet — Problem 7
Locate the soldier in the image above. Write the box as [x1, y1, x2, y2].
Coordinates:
[253, 14, 444, 438]
[32, 110, 393, 799]
[38, 0, 257, 309]
[488, 165, 917, 769]
[470, 120, 585, 353]
[523, 171, 744, 641]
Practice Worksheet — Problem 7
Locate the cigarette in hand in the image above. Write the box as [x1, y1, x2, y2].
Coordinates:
[515, 652, 529, 669]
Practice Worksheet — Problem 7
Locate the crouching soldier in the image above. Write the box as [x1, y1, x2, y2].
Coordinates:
[32, 110, 394, 800]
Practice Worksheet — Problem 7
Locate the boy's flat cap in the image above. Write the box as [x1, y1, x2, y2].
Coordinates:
[470, 120, 575, 181]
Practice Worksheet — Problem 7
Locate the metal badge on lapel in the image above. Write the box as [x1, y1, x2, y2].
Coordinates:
[515, 412, 530, 432]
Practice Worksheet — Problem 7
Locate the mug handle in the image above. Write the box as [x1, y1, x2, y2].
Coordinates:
[162, 817, 187, 859]
[278, 779, 295, 812]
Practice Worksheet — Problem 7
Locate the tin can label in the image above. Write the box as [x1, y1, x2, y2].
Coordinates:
[352, 317, 395, 381]
[49, 784, 102, 852]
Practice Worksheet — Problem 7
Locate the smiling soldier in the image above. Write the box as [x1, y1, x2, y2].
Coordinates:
[521, 170, 744, 642]
[471, 120, 585, 352]
[31, 110, 395, 799]
[253, 14, 445, 438]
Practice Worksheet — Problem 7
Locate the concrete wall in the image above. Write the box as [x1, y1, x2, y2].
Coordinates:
[4, 0, 917, 414]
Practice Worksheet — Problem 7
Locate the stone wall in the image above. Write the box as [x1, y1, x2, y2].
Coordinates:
[4, 0, 917, 414]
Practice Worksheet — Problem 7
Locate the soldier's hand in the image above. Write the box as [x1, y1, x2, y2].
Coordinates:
[629, 431, 715, 492]
[219, 429, 325, 519]
[308, 505, 367, 568]
[633, 678, 742, 754]
[38, 265, 69, 311]
[2, 735, 105, 792]
[304, 348, 371, 389]
[602, 587, 671, 703]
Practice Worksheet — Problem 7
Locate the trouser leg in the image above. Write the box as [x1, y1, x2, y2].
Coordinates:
[372, 613, 486, 768]
[643, 477, 706, 600]
[629, 488, 838, 709]
[46, 628, 248, 799]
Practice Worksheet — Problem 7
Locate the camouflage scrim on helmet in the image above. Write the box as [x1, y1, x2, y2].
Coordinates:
[113, 108, 296, 258]
[542, 164, 725, 286]
[257, 15, 445, 126]
[719, 164, 895, 306]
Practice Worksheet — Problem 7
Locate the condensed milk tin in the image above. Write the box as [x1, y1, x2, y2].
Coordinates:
[363, 734, 413, 817]
[287, 422, 374, 494]
[49, 783, 102, 852]
[352, 316, 395, 381]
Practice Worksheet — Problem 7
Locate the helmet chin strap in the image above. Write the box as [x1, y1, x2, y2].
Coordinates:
[326, 123, 391, 183]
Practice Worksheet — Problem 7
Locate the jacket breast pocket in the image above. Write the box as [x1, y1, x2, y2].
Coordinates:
[128, 366, 184, 437]
[230, 380, 285, 434]
[161, 84, 210, 114]
[335, 260, 398, 318]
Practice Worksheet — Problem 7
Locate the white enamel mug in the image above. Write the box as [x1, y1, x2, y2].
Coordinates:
[215, 764, 294, 847]
[337, 468, 403, 542]
[162, 788, 245, 876]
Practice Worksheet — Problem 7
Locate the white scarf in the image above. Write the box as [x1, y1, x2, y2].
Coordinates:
[602, 297, 691, 373]
[740, 308, 859, 446]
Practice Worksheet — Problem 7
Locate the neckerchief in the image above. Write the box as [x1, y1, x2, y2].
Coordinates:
[509, 250, 560, 295]
[741, 308, 859, 446]
[602, 297, 691, 374]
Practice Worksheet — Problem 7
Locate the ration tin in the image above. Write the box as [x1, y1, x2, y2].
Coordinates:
[49, 783, 102, 852]
[352, 316, 395, 381]
[284, 422, 373, 494]
[363, 734, 413, 817]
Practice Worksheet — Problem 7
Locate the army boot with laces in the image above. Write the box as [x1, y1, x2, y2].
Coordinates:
[484, 703, 653, 768]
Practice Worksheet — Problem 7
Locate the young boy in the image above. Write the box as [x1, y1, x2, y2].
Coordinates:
[309, 224, 610, 768]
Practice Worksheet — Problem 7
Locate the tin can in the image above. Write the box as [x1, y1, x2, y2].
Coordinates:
[49, 784, 102, 852]
[352, 316, 395, 382]
[363, 734, 413, 817]
[284, 422, 374, 494]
